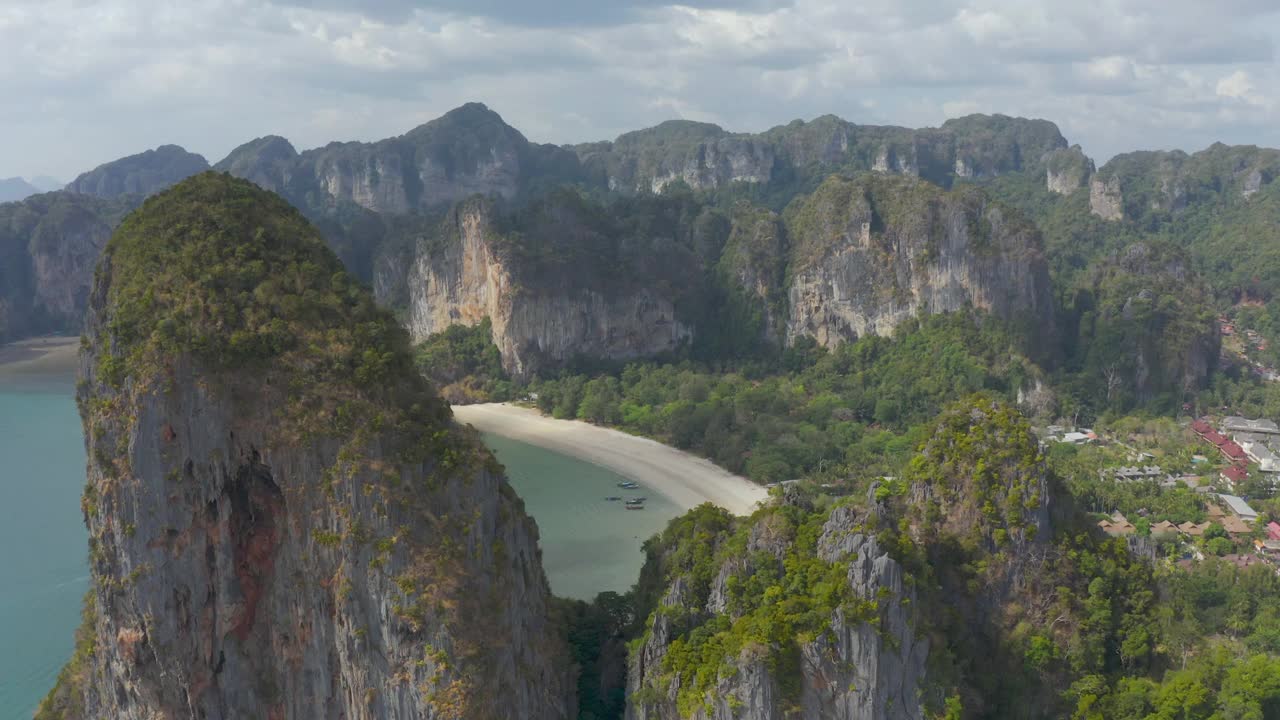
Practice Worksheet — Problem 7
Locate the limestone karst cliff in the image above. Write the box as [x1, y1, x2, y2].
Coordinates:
[0, 102, 1262, 391]
[37, 173, 572, 720]
[216, 102, 584, 215]
[1073, 242, 1219, 405]
[1088, 143, 1280, 221]
[407, 191, 711, 378]
[403, 175, 1058, 376]
[67, 144, 211, 198]
[626, 399, 1056, 720]
[577, 113, 1068, 195]
[779, 175, 1055, 353]
[626, 499, 928, 720]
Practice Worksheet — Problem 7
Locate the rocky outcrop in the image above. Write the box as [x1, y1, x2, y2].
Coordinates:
[42, 174, 572, 720]
[627, 501, 927, 720]
[407, 197, 694, 378]
[67, 144, 210, 198]
[1089, 176, 1124, 220]
[1045, 146, 1094, 195]
[782, 175, 1055, 351]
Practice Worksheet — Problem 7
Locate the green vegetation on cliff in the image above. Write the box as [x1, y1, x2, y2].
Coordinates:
[630, 501, 882, 716]
[531, 311, 1042, 482]
[414, 317, 513, 403]
[626, 397, 1280, 719]
[96, 172, 456, 448]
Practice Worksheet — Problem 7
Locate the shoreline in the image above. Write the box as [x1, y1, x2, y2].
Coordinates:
[452, 403, 768, 516]
[0, 336, 80, 381]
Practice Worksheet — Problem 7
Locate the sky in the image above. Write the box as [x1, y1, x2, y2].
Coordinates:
[3, 0, 1280, 180]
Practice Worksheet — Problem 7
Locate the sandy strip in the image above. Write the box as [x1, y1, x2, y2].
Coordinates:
[0, 336, 80, 377]
[453, 403, 768, 516]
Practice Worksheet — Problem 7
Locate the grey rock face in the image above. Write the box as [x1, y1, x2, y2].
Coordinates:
[1089, 176, 1124, 220]
[628, 506, 926, 720]
[407, 203, 691, 378]
[67, 145, 210, 198]
[783, 176, 1055, 350]
[219, 103, 582, 216]
[1045, 146, 1094, 195]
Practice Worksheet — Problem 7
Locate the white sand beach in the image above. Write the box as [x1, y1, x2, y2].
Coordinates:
[452, 403, 768, 516]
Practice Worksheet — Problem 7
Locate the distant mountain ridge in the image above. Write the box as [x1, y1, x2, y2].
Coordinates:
[0, 176, 41, 203]
[67, 144, 210, 198]
[0, 102, 1247, 409]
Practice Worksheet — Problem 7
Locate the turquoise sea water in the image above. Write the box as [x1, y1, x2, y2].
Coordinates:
[0, 365, 677, 717]
[0, 379, 88, 720]
[482, 432, 682, 600]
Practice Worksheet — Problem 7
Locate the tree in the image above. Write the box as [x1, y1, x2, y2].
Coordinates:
[578, 376, 622, 424]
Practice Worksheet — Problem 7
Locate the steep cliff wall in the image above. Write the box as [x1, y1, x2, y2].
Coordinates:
[781, 175, 1055, 352]
[626, 399, 1056, 720]
[1045, 146, 1094, 195]
[626, 497, 927, 720]
[407, 196, 697, 378]
[39, 173, 572, 720]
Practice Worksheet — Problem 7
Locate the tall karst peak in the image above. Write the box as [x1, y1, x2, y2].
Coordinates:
[39, 171, 573, 720]
[67, 144, 210, 199]
[213, 135, 300, 194]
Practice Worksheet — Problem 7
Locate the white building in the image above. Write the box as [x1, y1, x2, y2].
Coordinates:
[1243, 441, 1280, 473]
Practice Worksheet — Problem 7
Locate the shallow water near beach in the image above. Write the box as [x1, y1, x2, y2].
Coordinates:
[0, 361, 680, 716]
[482, 432, 682, 600]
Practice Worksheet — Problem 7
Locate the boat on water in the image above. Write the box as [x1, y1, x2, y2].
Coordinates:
[604, 496, 622, 502]
[625, 504, 645, 510]
[625, 498, 645, 506]
[617, 481, 640, 489]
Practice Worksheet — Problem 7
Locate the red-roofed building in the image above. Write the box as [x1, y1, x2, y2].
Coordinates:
[1204, 430, 1228, 446]
[1268, 521, 1280, 541]
[1222, 465, 1249, 488]
[1221, 441, 1247, 461]
[1192, 419, 1212, 435]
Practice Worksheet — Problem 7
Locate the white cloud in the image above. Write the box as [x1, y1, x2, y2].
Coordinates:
[3, 0, 1280, 178]
[1217, 70, 1256, 100]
